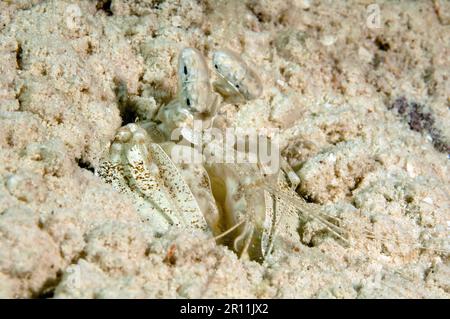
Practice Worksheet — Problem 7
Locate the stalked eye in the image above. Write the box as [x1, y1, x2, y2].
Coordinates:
[212, 49, 263, 100]
[177, 47, 211, 114]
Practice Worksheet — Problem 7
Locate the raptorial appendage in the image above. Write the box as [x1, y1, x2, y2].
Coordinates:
[97, 123, 209, 235]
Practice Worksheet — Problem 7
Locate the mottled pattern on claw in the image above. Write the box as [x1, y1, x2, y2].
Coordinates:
[159, 142, 222, 235]
[97, 124, 209, 235]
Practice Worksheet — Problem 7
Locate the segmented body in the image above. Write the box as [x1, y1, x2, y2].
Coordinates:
[97, 124, 209, 234]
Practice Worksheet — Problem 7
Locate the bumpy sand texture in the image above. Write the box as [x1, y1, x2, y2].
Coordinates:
[0, 0, 449, 298]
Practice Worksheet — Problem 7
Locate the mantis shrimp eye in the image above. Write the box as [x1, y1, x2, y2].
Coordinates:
[177, 47, 212, 114]
[212, 49, 263, 100]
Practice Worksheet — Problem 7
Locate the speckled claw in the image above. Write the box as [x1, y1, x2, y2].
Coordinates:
[98, 124, 209, 235]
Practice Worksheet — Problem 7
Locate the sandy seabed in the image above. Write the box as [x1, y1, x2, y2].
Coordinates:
[0, 0, 449, 298]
